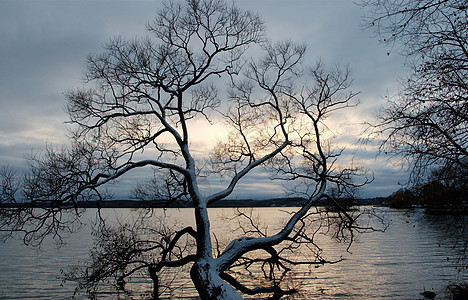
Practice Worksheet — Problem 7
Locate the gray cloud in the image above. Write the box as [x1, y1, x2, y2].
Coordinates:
[0, 1, 159, 163]
[0, 0, 407, 198]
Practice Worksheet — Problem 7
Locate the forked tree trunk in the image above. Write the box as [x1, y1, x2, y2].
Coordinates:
[190, 259, 243, 300]
[189, 177, 243, 299]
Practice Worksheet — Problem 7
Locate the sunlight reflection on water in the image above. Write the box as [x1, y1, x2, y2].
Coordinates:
[0, 207, 466, 299]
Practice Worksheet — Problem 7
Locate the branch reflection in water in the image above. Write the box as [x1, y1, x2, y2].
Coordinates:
[0, 207, 466, 299]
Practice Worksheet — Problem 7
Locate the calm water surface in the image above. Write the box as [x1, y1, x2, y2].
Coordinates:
[0, 207, 466, 299]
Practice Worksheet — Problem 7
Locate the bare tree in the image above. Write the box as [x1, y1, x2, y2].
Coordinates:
[1, 0, 374, 298]
[362, 0, 468, 185]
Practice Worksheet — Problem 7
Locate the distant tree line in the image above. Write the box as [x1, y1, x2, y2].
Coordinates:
[387, 165, 468, 212]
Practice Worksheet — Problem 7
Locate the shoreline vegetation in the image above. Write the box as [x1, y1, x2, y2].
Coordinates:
[3, 197, 467, 214]
[0, 197, 387, 209]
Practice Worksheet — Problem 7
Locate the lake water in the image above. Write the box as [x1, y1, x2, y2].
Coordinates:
[0, 207, 467, 299]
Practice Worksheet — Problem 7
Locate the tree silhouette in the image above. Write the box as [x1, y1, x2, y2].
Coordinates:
[1, 0, 374, 298]
[362, 0, 468, 185]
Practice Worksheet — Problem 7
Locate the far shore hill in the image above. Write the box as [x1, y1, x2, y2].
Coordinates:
[0, 198, 388, 209]
[51, 197, 388, 208]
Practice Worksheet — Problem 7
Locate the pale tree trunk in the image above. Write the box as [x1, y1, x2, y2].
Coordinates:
[191, 259, 243, 300]
[191, 206, 243, 299]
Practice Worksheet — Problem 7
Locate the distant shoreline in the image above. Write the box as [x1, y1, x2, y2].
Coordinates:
[0, 197, 388, 209]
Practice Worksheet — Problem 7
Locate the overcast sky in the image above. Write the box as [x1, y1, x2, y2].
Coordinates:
[0, 0, 410, 199]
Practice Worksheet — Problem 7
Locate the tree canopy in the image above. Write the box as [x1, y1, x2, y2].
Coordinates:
[362, 0, 468, 186]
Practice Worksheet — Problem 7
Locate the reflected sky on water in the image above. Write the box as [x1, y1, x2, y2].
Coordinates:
[0, 207, 466, 299]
